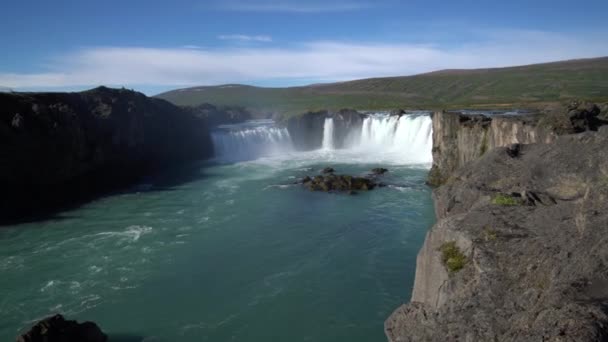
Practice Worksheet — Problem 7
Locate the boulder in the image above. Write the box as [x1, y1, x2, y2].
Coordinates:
[321, 167, 335, 174]
[568, 101, 603, 132]
[17, 314, 107, 342]
[371, 168, 388, 175]
[301, 173, 376, 192]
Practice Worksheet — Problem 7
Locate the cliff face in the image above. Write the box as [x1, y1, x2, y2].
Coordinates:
[427, 111, 556, 186]
[184, 103, 252, 127]
[285, 109, 365, 150]
[386, 111, 608, 341]
[0, 87, 214, 222]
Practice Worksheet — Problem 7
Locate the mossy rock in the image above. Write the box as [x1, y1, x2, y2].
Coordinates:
[439, 241, 467, 274]
[491, 194, 521, 206]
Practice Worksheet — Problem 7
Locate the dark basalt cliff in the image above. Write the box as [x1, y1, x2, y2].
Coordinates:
[184, 103, 252, 127]
[0, 87, 214, 223]
[386, 108, 608, 341]
[285, 109, 365, 150]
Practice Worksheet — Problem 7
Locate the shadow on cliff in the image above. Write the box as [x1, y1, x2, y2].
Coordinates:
[0, 160, 214, 227]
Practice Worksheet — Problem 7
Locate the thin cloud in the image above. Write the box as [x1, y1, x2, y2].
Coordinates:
[181, 45, 202, 49]
[216, 0, 372, 13]
[218, 35, 273, 42]
[1, 30, 607, 89]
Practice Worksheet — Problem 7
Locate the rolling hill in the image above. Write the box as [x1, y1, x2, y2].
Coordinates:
[156, 57, 608, 115]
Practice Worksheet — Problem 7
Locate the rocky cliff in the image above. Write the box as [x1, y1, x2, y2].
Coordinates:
[0, 87, 214, 223]
[183, 103, 252, 127]
[386, 109, 608, 341]
[284, 109, 364, 150]
[427, 111, 556, 186]
[428, 103, 608, 186]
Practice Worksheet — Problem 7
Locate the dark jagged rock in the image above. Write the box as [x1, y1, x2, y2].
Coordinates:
[371, 168, 388, 175]
[386, 117, 608, 341]
[568, 102, 603, 133]
[332, 109, 365, 148]
[184, 103, 252, 127]
[301, 173, 376, 192]
[17, 314, 107, 342]
[540, 101, 608, 135]
[390, 109, 406, 117]
[321, 167, 335, 174]
[285, 110, 327, 150]
[0, 87, 214, 223]
[285, 109, 365, 151]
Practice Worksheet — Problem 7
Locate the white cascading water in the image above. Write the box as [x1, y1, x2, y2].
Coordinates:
[211, 113, 433, 165]
[323, 113, 433, 165]
[321, 118, 335, 150]
[211, 120, 294, 162]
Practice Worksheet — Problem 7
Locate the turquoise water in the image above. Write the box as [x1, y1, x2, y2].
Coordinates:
[0, 149, 434, 341]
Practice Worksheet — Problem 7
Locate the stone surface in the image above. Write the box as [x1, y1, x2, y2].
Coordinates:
[285, 109, 365, 150]
[17, 314, 107, 342]
[386, 128, 608, 341]
[371, 168, 389, 175]
[427, 110, 557, 186]
[301, 173, 376, 192]
[184, 103, 252, 127]
[0, 86, 214, 223]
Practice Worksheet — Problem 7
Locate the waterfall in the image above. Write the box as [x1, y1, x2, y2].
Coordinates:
[211, 120, 294, 161]
[346, 113, 433, 164]
[210, 114, 433, 165]
[321, 118, 335, 150]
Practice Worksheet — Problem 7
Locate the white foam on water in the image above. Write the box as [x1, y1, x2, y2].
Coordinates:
[95, 225, 153, 244]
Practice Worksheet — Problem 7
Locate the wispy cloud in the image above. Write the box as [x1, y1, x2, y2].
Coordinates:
[1, 30, 607, 90]
[218, 34, 273, 42]
[215, 0, 372, 13]
[181, 45, 202, 49]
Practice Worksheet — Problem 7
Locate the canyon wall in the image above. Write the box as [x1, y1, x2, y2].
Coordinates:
[0, 87, 214, 222]
[427, 111, 556, 186]
[386, 110, 608, 341]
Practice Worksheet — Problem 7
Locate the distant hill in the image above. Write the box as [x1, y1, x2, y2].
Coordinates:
[156, 57, 608, 115]
[0, 86, 13, 93]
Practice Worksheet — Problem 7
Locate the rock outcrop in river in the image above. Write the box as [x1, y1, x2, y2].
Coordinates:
[0, 87, 214, 223]
[17, 314, 107, 342]
[386, 108, 608, 341]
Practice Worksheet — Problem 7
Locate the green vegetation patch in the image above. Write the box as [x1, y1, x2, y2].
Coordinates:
[439, 241, 467, 274]
[491, 194, 521, 206]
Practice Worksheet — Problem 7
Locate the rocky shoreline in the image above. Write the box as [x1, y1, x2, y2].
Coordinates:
[386, 104, 608, 341]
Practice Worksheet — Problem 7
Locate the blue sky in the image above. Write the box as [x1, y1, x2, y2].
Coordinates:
[1, 0, 608, 95]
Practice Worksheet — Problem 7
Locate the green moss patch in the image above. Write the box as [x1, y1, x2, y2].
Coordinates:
[440, 241, 467, 274]
[491, 194, 521, 206]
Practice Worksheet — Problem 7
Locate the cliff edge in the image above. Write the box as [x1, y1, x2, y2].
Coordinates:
[0, 87, 214, 223]
[386, 109, 608, 341]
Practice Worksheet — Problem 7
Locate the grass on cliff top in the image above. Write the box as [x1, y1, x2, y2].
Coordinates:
[440, 241, 467, 274]
[156, 57, 608, 117]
